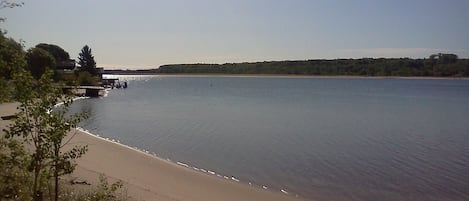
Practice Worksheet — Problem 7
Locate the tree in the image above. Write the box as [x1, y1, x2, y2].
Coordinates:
[35, 43, 75, 81]
[35, 43, 70, 61]
[4, 69, 88, 201]
[0, 31, 25, 78]
[0, 31, 26, 102]
[0, 133, 31, 200]
[0, 1, 26, 102]
[78, 45, 97, 75]
[26, 47, 55, 79]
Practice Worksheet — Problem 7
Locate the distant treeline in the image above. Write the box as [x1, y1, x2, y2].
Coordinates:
[106, 53, 469, 77]
[103, 69, 160, 75]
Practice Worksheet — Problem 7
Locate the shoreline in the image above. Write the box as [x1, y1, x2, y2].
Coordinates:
[75, 128, 258, 188]
[1, 102, 305, 201]
[104, 73, 469, 80]
[68, 127, 305, 201]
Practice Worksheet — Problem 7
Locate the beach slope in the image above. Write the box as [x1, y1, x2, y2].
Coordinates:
[67, 130, 304, 201]
[1, 103, 303, 201]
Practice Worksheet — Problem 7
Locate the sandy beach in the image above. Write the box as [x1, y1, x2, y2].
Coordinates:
[0, 103, 304, 201]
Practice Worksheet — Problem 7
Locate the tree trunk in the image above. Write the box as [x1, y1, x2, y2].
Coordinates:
[54, 146, 59, 201]
[33, 164, 42, 201]
[54, 159, 58, 201]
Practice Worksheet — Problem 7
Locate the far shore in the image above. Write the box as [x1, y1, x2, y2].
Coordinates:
[0, 102, 305, 201]
[104, 73, 469, 80]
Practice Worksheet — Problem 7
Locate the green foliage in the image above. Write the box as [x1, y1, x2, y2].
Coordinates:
[0, 31, 25, 79]
[59, 175, 127, 201]
[87, 175, 125, 201]
[78, 45, 97, 76]
[35, 43, 70, 62]
[0, 76, 13, 103]
[77, 71, 98, 86]
[55, 71, 99, 86]
[3, 69, 88, 201]
[55, 71, 77, 86]
[1, 7, 114, 200]
[157, 54, 469, 77]
[35, 43, 75, 82]
[0, 34, 124, 200]
[0, 136, 32, 200]
[26, 47, 56, 79]
[0, 31, 26, 102]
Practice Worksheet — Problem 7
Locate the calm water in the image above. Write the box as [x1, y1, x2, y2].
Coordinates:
[69, 75, 469, 201]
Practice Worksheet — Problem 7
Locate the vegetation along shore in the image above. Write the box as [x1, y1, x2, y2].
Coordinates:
[105, 54, 469, 78]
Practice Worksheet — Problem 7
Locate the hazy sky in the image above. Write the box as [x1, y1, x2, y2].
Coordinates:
[2, 0, 469, 69]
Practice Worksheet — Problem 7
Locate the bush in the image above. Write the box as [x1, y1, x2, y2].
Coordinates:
[60, 175, 128, 201]
[77, 71, 98, 86]
[0, 137, 32, 200]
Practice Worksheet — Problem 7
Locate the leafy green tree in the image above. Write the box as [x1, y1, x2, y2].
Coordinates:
[0, 31, 26, 102]
[78, 45, 97, 75]
[35, 43, 75, 82]
[0, 31, 25, 78]
[35, 43, 70, 62]
[0, 1, 26, 102]
[0, 135, 32, 200]
[4, 69, 88, 201]
[26, 47, 55, 79]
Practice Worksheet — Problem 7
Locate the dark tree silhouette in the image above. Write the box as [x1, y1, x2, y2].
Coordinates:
[35, 43, 70, 62]
[26, 47, 55, 79]
[78, 45, 97, 75]
[156, 53, 469, 77]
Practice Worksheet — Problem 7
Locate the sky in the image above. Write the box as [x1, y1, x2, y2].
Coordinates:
[2, 0, 469, 69]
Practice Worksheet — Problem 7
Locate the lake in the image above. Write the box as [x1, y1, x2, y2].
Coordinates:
[69, 75, 469, 201]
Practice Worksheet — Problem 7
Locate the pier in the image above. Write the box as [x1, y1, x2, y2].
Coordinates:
[62, 86, 105, 97]
[103, 78, 127, 89]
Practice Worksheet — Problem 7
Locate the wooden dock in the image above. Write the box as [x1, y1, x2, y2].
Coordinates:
[62, 86, 105, 97]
